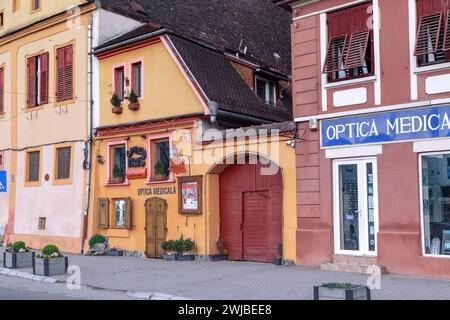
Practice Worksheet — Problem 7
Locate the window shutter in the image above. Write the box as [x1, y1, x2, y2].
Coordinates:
[344, 30, 371, 69]
[40, 52, 49, 105]
[323, 34, 348, 74]
[444, 10, 450, 50]
[414, 12, 443, 56]
[56, 48, 65, 101]
[0, 68, 4, 114]
[65, 45, 73, 100]
[27, 57, 37, 108]
[124, 198, 131, 230]
[98, 198, 110, 229]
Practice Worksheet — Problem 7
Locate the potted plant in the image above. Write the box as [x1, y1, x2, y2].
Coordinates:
[209, 238, 228, 261]
[33, 245, 68, 277]
[153, 161, 167, 181]
[273, 243, 283, 265]
[173, 236, 195, 261]
[127, 90, 140, 111]
[87, 234, 108, 256]
[3, 241, 34, 269]
[313, 283, 371, 300]
[111, 93, 122, 114]
[161, 240, 176, 261]
[111, 166, 125, 184]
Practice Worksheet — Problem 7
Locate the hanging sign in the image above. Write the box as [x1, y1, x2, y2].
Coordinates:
[169, 157, 187, 175]
[0, 171, 6, 193]
[321, 106, 450, 147]
[178, 176, 202, 215]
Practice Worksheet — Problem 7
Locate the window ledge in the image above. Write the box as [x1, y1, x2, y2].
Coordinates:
[146, 179, 175, 185]
[414, 62, 450, 74]
[323, 76, 376, 89]
[105, 181, 130, 187]
[422, 254, 450, 259]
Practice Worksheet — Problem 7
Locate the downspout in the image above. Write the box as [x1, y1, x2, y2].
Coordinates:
[81, 15, 94, 254]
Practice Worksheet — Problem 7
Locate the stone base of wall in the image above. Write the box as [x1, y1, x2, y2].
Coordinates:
[8, 234, 81, 254]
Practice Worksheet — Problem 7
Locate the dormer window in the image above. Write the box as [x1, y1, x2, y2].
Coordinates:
[256, 77, 276, 106]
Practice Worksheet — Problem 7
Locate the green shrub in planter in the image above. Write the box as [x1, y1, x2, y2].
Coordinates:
[34, 244, 68, 276]
[89, 234, 107, 249]
[8, 241, 27, 253]
[172, 236, 195, 261]
[4, 241, 34, 269]
[41, 245, 60, 257]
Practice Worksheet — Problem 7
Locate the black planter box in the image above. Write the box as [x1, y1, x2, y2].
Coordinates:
[313, 285, 371, 300]
[273, 258, 283, 265]
[108, 249, 123, 256]
[175, 254, 195, 261]
[209, 254, 228, 261]
[3, 252, 35, 269]
[163, 254, 176, 261]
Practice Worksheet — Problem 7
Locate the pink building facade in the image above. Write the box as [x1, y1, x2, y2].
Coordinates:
[280, 0, 450, 278]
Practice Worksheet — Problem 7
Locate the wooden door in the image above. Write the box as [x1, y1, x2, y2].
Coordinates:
[145, 198, 168, 258]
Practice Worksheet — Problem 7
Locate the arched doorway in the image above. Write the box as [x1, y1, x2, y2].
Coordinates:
[220, 160, 283, 263]
[145, 197, 168, 258]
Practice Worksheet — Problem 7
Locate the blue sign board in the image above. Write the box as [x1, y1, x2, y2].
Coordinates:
[0, 171, 7, 193]
[321, 106, 450, 147]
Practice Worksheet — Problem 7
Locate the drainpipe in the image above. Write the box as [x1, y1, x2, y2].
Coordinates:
[208, 101, 220, 129]
[81, 15, 94, 254]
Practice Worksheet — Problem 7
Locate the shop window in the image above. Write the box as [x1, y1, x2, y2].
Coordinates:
[55, 146, 71, 180]
[323, 2, 373, 82]
[98, 198, 110, 229]
[109, 144, 126, 184]
[415, 0, 450, 66]
[421, 153, 450, 256]
[256, 77, 276, 105]
[38, 217, 46, 230]
[131, 61, 142, 97]
[26, 150, 40, 182]
[151, 138, 170, 181]
[56, 45, 73, 102]
[114, 66, 125, 101]
[27, 52, 49, 108]
[113, 198, 131, 229]
[0, 67, 4, 114]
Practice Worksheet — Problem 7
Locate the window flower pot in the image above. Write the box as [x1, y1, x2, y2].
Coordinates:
[33, 256, 68, 277]
[3, 251, 34, 269]
[128, 102, 140, 111]
[175, 254, 195, 261]
[313, 285, 371, 300]
[112, 106, 123, 114]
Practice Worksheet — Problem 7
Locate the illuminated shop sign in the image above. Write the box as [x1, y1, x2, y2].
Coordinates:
[321, 106, 450, 147]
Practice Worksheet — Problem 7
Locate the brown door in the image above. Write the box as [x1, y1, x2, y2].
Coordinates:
[145, 198, 168, 258]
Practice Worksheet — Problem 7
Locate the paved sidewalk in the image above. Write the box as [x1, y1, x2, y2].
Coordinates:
[1, 249, 449, 300]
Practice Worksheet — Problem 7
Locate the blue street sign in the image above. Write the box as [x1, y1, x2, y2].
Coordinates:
[0, 171, 7, 193]
[321, 105, 450, 147]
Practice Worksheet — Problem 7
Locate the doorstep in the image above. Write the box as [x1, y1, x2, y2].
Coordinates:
[320, 255, 387, 275]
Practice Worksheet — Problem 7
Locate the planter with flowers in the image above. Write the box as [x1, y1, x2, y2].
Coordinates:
[111, 93, 123, 114]
[127, 90, 140, 111]
[33, 245, 68, 277]
[3, 241, 34, 269]
[173, 236, 196, 261]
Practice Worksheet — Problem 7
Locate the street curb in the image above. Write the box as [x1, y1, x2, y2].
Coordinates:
[0, 267, 58, 283]
[126, 291, 191, 300]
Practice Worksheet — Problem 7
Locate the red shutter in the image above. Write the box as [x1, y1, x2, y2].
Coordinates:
[0, 68, 4, 114]
[415, 12, 443, 56]
[323, 35, 348, 74]
[64, 45, 73, 100]
[56, 48, 65, 101]
[344, 30, 371, 69]
[27, 57, 37, 108]
[444, 10, 450, 50]
[40, 52, 49, 104]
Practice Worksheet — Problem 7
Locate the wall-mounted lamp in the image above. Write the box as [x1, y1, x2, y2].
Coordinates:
[96, 155, 104, 165]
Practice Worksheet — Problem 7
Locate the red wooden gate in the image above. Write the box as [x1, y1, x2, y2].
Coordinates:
[219, 162, 282, 263]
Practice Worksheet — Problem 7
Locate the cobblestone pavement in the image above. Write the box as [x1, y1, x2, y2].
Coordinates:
[1, 249, 449, 300]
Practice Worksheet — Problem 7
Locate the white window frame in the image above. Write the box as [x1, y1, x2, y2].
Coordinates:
[418, 151, 450, 259]
[255, 76, 276, 106]
[147, 132, 174, 184]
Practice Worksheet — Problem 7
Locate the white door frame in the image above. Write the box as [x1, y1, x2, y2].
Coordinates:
[333, 157, 379, 256]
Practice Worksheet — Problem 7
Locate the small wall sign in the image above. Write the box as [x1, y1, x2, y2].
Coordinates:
[178, 176, 202, 215]
[0, 171, 7, 193]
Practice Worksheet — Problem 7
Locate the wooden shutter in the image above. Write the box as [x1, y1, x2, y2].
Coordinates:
[124, 198, 131, 230]
[414, 12, 443, 56]
[0, 68, 4, 114]
[444, 10, 450, 50]
[98, 198, 110, 229]
[40, 52, 49, 105]
[65, 45, 73, 100]
[323, 35, 348, 73]
[344, 30, 371, 69]
[56, 48, 65, 101]
[27, 57, 37, 108]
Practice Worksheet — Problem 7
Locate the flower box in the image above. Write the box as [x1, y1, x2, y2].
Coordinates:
[163, 254, 176, 261]
[128, 102, 140, 111]
[33, 256, 68, 277]
[313, 284, 371, 300]
[175, 254, 195, 261]
[3, 251, 34, 269]
[209, 254, 228, 261]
